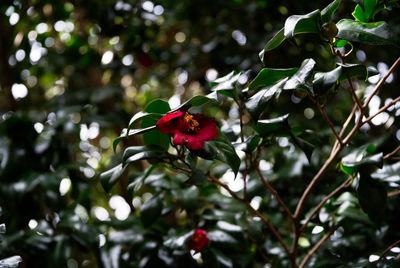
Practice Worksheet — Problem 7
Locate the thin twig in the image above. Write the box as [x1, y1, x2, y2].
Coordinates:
[299, 225, 339, 268]
[245, 228, 271, 263]
[377, 238, 400, 262]
[208, 174, 291, 255]
[364, 56, 400, 109]
[254, 160, 294, 220]
[347, 78, 363, 112]
[333, 104, 357, 153]
[314, 100, 343, 146]
[388, 189, 400, 197]
[384, 145, 400, 160]
[300, 178, 351, 233]
[363, 96, 400, 125]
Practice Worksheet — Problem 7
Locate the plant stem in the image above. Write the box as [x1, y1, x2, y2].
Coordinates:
[314, 99, 343, 146]
[300, 178, 351, 233]
[208, 174, 291, 256]
[377, 238, 400, 262]
[363, 95, 400, 125]
[363, 57, 400, 109]
[298, 225, 338, 268]
[384, 145, 400, 160]
[254, 160, 294, 220]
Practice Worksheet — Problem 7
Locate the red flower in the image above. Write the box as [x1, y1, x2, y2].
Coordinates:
[187, 229, 210, 253]
[156, 110, 219, 150]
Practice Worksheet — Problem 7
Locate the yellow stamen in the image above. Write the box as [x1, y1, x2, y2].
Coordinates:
[183, 112, 199, 132]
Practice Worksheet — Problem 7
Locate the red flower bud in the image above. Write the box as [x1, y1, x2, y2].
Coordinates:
[187, 229, 210, 253]
[156, 110, 218, 150]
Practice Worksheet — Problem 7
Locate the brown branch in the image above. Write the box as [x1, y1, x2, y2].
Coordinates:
[363, 96, 400, 125]
[299, 225, 339, 268]
[254, 160, 294, 220]
[208, 174, 291, 255]
[314, 99, 343, 146]
[333, 104, 357, 153]
[300, 178, 351, 233]
[347, 78, 363, 112]
[377, 238, 400, 262]
[364, 57, 400, 109]
[388, 189, 400, 198]
[384, 145, 400, 160]
[245, 228, 271, 263]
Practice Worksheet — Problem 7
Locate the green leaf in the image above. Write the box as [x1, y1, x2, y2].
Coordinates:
[175, 95, 212, 111]
[313, 63, 367, 94]
[208, 230, 238, 246]
[176, 185, 200, 210]
[127, 112, 163, 132]
[210, 71, 241, 100]
[357, 175, 387, 223]
[289, 134, 315, 163]
[352, 0, 377, 22]
[245, 79, 287, 121]
[341, 152, 383, 176]
[253, 114, 290, 136]
[141, 118, 170, 151]
[0, 223, 5, 234]
[321, 0, 341, 23]
[0, 256, 23, 268]
[113, 126, 156, 152]
[248, 68, 298, 91]
[372, 162, 400, 183]
[284, 10, 321, 39]
[283, 58, 316, 95]
[191, 135, 241, 175]
[100, 164, 128, 192]
[260, 28, 285, 60]
[144, 99, 171, 114]
[336, 19, 400, 46]
[122, 145, 168, 166]
[127, 165, 159, 197]
[140, 195, 163, 226]
[185, 167, 208, 186]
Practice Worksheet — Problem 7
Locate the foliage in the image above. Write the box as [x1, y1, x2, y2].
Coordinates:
[1, 0, 400, 267]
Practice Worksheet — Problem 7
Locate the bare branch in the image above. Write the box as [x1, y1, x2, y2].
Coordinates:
[384, 145, 400, 160]
[377, 238, 400, 262]
[363, 96, 400, 125]
[299, 225, 338, 268]
[364, 57, 400, 109]
[347, 78, 363, 112]
[254, 160, 294, 220]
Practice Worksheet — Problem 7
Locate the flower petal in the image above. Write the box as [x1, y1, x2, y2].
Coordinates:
[195, 116, 219, 142]
[173, 132, 204, 150]
[156, 110, 185, 134]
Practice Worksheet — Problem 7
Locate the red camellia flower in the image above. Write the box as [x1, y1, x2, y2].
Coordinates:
[187, 229, 210, 253]
[156, 110, 219, 150]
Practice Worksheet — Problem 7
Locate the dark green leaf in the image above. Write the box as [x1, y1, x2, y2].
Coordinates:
[144, 99, 171, 114]
[176, 185, 200, 210]
[141, 118, 170, 151]
[0, 256, 23, 268]
[289, 134, 315, 163]
[127, 165, 159, 197]
[357, 175, 387, 223]
[185, 167, 207, 186]
[284, 10, 321, 39]
[352, 0, 377, 22]
[283, 58, 316, 95]
[321, 0, 341, 22]
[209, 248, 233, 268]
[248, 68, 298, 91]
[341, 153, 383, 176]
[100, 164, 128, 192]
[338, 63, 368, 81]
[113, 126, 156, 152]
[140, 195, 163, 226]
[260, 28, 285, 60]
[246, 79, 287, 121]
[253, 114, 290, 136]
[127, 112, 163, 132]
[175, 95, 212, 111]
[336, 19, 400, 46]
[210, 71, 241, 100]
[208, 230, 238, 246]
[372, 162, 400, 183]
[122, 145, 168, 166]
[191, 135, 241, 175]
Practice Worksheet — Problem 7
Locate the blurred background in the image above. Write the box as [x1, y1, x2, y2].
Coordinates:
[1, 0, 400, 267]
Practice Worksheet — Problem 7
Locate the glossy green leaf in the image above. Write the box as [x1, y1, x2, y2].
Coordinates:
[0, 256, 23, 268]
[127, 165, 159, 197]
[357, 175, 387, 223]
[289, 134, 315, 163]
[100, 164, 128, 192]
[210, 71, 241, 100]
[246, 79, 287, 121]
[113, 126, 156, 152]
[341, 153, 383, 176]
[191, 135, 240, 175]
[321, 0, 341, 23]
[336, 19, 400, 46]
[127, 112, 163, 132]
[284, 10, 321, 39]
[253, 114, 290, 136]
[283, 58, 316, 95]
[185, 167, 208, 186]
[209, 248, 233, 268]
[260, 28, 285, 60]
[144, 99, 171, 114]
[372, 162, 400, 183]
[248, 68, 298, 91]
[313, 63, 367, 94]
[122, 145, 168, 166]
[176, 185, 200, 210]
[175, 95, 212, 111]
[352, 0, 377, 22]
[208, 230, 238, 246]
[140, 195, 163, 226]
